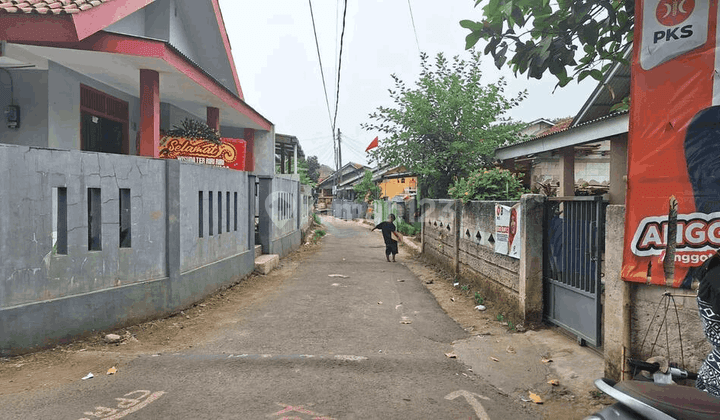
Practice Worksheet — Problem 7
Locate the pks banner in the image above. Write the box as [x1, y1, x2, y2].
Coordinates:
[623, 0, 720, 287]
[159, 137, 247, 171]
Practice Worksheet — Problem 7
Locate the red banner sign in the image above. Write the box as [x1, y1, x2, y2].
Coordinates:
[160, 137, 246, 170]
[623, 0, 720, 288]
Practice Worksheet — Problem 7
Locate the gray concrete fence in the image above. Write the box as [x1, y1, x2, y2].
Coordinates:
[0, 143, 302, 355]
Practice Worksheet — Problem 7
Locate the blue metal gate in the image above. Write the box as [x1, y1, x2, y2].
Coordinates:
[543, 196, 606, 347]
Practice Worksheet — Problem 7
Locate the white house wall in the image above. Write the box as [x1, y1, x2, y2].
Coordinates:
[0, 70, 48, 147]
[104, 6, 147, 38]
[104, 0, 238, 97]
[47, 61, 141, 152]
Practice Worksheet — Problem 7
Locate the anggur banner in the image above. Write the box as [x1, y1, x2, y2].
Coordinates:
[159, 137, 246, 171]
[623, 0, 720, 287]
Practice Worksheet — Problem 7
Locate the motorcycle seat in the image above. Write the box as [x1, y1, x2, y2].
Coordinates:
[616, 380, 720, 420]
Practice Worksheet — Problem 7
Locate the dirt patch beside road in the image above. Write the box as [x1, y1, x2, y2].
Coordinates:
[402, 252, 613, 420]
[0, 243, 320, 397]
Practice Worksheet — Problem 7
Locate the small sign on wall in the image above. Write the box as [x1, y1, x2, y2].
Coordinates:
[495, 203, 521, 259]
[159, 137, 246, 170]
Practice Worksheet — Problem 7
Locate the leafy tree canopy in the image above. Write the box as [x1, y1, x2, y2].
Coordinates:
[305, 156, 321, 183]
[353, 170, 382, 203]
[363, 51, 526, 199]
[461, 0, 633, 88]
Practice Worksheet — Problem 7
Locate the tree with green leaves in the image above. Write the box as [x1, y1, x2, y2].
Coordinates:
[305, 155, 321, 183]
[362, 51, 526, 198]
[353, 170, 381, 203]
[461, 0, 633, 88]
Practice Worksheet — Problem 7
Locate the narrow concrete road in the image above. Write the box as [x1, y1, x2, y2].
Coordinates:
[0, 218, 538, 419]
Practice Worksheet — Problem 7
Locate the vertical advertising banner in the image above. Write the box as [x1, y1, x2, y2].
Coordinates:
[495, 203, 521, 259]
[623, 0, 720, 287]
[159, 137, 247, 170]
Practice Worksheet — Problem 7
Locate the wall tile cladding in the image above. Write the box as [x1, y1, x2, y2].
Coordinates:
[422, 199, 520, 292]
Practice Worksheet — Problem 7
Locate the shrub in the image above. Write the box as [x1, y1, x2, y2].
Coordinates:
[448, 168, 526, 203]
[396, 220, 421, 236]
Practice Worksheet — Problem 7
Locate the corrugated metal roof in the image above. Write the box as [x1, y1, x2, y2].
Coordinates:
[0, 0, 113, 15]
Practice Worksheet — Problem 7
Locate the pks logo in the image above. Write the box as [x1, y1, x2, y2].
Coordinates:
[656, 0, 695, 26]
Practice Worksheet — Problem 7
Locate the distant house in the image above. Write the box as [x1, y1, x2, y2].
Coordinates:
[315, 162, 370, 209]
[495, 57, 630, 204]
[518, 118, 555, 138]
[372, 165, 417, 199]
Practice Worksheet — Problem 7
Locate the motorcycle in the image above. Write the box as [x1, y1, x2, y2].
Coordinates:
[584, 358, 720, 419]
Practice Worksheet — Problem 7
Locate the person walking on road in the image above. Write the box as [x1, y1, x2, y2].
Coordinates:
[371, 214, 403, 262]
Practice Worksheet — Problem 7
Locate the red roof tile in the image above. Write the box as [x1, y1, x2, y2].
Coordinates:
[0, 0, 110, 14]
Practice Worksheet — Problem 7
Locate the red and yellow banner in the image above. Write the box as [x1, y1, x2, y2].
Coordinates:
[623, 0, 720, 287]
[160, 137, 246, 171]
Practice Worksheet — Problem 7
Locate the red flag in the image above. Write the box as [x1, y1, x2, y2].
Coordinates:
[365, 136, 379, 152]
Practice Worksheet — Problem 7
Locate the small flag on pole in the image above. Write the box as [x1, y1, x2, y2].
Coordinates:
[366, 136, 379, 152]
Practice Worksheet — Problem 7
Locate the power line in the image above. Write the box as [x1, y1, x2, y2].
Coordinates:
[407, 0, 421, 55]
[332, 0, 348, 133]
[307, 0, 334, 130]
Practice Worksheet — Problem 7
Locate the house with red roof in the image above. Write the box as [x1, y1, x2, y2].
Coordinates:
[0, 1, 309, 355]
[0, 0, 273, 171]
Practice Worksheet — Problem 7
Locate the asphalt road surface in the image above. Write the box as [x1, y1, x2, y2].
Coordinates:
[0, 217, 538, 419]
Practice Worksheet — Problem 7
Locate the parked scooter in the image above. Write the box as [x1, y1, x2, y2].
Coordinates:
[584, 358, 720, 419]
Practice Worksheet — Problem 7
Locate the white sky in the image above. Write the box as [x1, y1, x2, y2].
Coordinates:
[220, 0, 597, 168]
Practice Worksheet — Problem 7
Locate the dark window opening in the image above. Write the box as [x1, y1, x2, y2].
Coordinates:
[119, 188, 131, 248]
[88, 188, 102, 251]
[234, 192, 238, 231]
[226, 192, 231, 233]
[218, 191, 222, 234]
[209, 191, 214, 236]
[80, 85, 129, 155]
[198, 191, 204, 238]
[54, 187, 68, 255]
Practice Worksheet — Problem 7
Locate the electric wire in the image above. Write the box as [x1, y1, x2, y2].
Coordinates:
[307, 0, 334, 131]
[407, 0, 421, 55]
[332, 0, 348, 134]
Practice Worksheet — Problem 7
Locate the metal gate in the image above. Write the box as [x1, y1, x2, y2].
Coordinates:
[543, 196, 606, 347]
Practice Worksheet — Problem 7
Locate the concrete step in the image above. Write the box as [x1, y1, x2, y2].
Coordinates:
[254, 244, 262, 259]
[254, 254, 279, 275]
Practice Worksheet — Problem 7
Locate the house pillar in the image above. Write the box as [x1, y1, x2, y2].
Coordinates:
[207, 107, 220, 132]
[294, 144, 298, 175]
[280, 150, 286, 174]
[244, 128, 255, 172]
[559, 146, 575, 196]
[139, 69, 160, 158]
[609, 134, 628, 205]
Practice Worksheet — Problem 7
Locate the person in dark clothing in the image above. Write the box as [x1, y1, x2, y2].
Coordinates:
[696, 251, 720, 397]
[371, 214, 402, 262]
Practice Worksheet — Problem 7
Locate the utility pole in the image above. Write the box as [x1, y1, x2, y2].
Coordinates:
[337, 128, 342, 174]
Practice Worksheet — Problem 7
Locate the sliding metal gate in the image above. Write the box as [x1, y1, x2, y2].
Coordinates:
[543, 196, 606, 347]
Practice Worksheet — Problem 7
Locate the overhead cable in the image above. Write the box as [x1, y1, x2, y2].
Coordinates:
[308, 0, 334, 130]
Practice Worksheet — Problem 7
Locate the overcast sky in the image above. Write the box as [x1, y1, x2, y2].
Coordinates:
[220, 0, 597, 168]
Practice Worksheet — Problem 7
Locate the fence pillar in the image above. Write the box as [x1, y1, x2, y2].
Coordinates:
[603, 205, 628, 381]
[248, 175, 257, 251]
[296, 181, 301, 230]
[258, 176, 273, 254]
[453, 200, 461, 275]
[518, 194, 545, 325]
[420, 200, 426, 254]
[165, 160, 181, 285]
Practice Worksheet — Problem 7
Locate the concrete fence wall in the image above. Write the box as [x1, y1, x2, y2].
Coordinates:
[0, 143, 302, 355]
[332, 199, 367, 220]
[420, 195, 545, 325]
[258, 175, 302, 258]
[603, 205, 711, 380]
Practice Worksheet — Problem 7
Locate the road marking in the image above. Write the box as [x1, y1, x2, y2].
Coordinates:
[334, 355, 368, 361]
[270, 403, 336, 420]
[225, 353, 366, 361]
[78, 390, 165, 420]
[445, 390, 491, 420]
